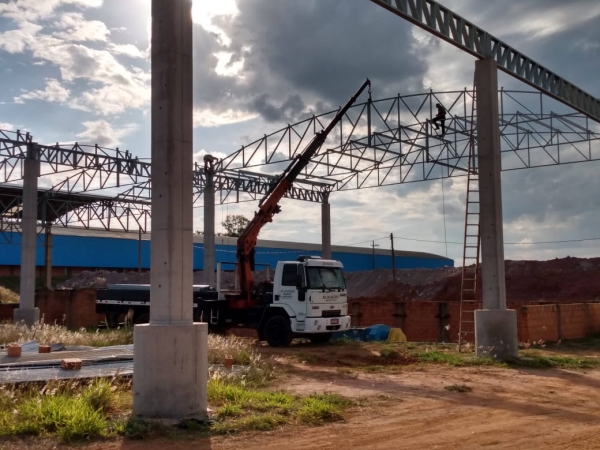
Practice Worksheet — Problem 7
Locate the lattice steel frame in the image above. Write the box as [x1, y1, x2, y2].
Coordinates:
[1, 89, 599, 231]
[370, 0, 600, 121]
[217, 89, 600, 191]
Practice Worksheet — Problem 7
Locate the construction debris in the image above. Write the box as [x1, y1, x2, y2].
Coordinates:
[61, 358, 82, 370]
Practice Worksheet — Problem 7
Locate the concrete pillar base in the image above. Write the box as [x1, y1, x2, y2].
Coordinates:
[13, 308, 40, 326]
[133, 322, 208, 419]
[475, 309, 518, 360]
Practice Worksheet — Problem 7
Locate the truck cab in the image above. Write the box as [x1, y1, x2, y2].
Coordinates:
[260, 256, 351, 346]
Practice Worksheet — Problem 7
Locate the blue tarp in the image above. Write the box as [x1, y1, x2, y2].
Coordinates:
[332, 324, 391, 342]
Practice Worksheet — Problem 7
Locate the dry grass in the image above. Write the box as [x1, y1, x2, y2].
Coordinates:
[0, 322, 133, 347]
[0, 286, 19, 303]
[0, 322, 267, 377]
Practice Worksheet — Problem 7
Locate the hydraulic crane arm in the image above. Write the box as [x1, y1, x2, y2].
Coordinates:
[235, 78, 371, 303]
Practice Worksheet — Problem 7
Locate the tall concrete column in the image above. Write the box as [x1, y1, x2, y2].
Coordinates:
[134, 0, 207, 420]
[14, 154, 40, 325]
[321, 193, 331, 259]
[474, 58, 517, 359]
[203, 170, 215, 286]
[44, 226, 53, 290]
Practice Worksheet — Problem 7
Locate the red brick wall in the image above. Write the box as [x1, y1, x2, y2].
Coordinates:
[35, 289, 101, 329]
[558, 304, 587, 340]
[403, 302, 440, 342]
[0, 303, 18, 322]
[588, 304, 600, 334]
[520, 304, 558, 342]
[350, 297, 600, 344]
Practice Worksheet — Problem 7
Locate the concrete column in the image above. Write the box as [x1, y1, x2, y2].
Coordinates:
[321, 193, 331, 259]
[134, 0, 207, 420]
[474, 59, 517, 359]
[44, 226, 53, 290]
[203, 170, 215, 286]
[14, 155, 40, 326]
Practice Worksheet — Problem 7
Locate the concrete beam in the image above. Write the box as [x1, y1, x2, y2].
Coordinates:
[321, 193, 331, 259]
[474, 58, 517, 358]
[134, 0, 207, 420]
[14, 155, 40, 326]
[476, 59, 507, 311]
[203, 170, 215, 286]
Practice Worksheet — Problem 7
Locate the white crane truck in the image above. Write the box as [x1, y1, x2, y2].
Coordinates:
[96, 79, 371, 346]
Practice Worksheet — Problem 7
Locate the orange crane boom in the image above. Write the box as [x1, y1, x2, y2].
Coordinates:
[234, 79, 371, 306]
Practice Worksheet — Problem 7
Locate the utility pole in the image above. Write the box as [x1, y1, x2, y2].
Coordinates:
[371, 241, 379, 270]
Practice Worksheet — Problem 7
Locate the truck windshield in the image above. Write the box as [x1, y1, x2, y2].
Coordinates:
[306, 267, 346, 290]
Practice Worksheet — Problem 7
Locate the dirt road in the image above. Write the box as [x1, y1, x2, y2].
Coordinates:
[6, 360, 599, 450]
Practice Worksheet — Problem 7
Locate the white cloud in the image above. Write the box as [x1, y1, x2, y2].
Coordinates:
[0, 122, 15, 130]
[108, 43, 147, 59]
[0, 0, 103, 23]
[53, 12, 110, 42]
[14, 78, 70, 104]
[76, 120, 138, 148]
[193, 108, 257, 128]
[192, 0, 239, 46]
[0, 0, 149, 117]
[0, 21, 41, 53]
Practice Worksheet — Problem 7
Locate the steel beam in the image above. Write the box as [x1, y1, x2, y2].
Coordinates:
[370, 0, 600, 122]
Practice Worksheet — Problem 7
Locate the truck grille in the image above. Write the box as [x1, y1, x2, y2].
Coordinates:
[322, 310, 341, 318]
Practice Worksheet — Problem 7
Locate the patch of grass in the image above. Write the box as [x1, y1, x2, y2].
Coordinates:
[207, 334, 257, 367]
[379, 345, 399, 359]
[297, 394, 349, 425]
[216, 404, 242, 418]
[0, 379, 128, 443]
[507, 352, 600, 370]
[295, 351, 319, 364]
[122, 417, 156, 440]
[444, 384, 473, 393]
[207, 378, 352, 432]
[330, 337, 361, 346]
[415, 350, 502, 367]
[546, 335, 600, 351]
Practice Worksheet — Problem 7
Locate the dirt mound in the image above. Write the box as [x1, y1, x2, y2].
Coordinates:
[56, 269, 271, 290]
[55, 257, 600, 303]
[344, 267, 461, 302]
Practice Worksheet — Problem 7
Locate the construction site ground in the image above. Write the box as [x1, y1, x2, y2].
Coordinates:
[2, 339, 600, 450]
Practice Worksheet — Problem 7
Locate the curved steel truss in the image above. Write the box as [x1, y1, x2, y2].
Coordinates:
[217, 89, 600, 193]
[1, 89, 599, 232]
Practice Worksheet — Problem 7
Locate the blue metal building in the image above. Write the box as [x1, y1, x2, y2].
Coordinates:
[0, 228, 453, 272]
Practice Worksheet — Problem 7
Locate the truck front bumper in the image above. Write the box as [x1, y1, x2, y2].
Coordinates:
[292, 315, 351, 334]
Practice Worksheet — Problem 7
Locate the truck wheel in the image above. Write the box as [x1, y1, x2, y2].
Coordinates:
[309, 333, 332, 344]
[264, 316, 293, 347]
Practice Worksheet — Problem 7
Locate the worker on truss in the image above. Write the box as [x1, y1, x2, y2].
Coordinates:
[431, 102, 446, 137]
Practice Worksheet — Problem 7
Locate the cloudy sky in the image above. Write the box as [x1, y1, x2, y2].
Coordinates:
[0, 0, 599, 264]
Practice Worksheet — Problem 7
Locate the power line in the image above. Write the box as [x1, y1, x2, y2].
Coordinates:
[389, 235, 600, 246]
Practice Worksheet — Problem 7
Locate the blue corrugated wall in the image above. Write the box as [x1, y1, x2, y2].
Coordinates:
[0, 233, 453, 272]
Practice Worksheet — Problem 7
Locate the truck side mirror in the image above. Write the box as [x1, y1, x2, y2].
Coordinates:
[295, 274, 304, 289]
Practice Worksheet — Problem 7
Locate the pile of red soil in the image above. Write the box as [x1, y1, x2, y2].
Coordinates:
[56, 257, 600, 303]
[346, 257, 600, 303]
